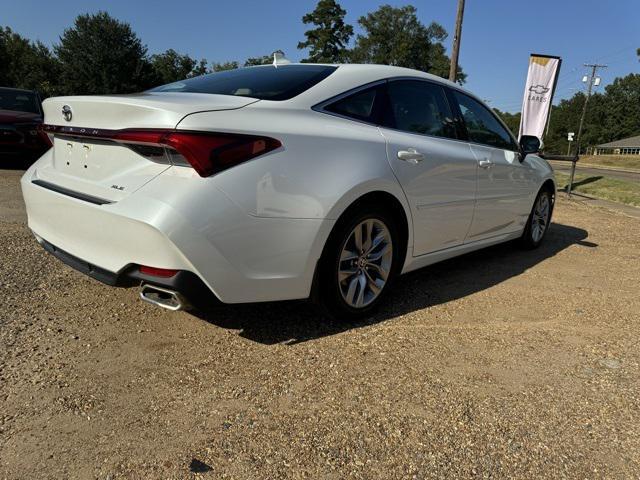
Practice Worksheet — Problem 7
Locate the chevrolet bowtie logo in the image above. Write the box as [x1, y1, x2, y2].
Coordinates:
[528, 85, 550, 95]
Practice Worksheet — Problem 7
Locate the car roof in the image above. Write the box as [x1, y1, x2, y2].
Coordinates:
[327, 63, 460, 86]
[0, 87, 37, 94]
[255, 63, 479, 108]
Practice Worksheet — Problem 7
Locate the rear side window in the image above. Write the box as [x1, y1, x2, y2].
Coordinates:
[382, 80, 457, 139]
[150, 65, 337, 101]
[452, 91, 517, 150]
[324, 86, 380, 122]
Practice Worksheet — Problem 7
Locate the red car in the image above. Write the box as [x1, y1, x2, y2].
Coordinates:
[0, 87, 52, 161]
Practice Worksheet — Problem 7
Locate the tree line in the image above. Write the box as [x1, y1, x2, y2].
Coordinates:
[494, 71, 640, 154]
[0, 1, 464, 98]
[1, 1, 637, 153]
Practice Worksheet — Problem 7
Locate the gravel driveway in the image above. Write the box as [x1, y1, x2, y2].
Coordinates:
[1, 168, 639, 479]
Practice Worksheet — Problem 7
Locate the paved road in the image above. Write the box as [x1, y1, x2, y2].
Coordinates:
[550, 161, 640, 183]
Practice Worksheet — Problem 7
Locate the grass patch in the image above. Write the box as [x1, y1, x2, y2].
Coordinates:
[555, 171, 640, 207]
[579, 155, 640, 170]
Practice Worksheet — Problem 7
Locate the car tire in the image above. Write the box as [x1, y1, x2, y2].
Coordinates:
[318, 205, 401, 320]
[520, 188, 553, 249]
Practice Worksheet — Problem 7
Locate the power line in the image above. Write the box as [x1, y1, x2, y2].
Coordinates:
[555, 44, 635, 82]
[548, 45, 634, 93]
[489, 47, 631, 111]
[593, 44, 638, 63]
[492, 62, 607, 111]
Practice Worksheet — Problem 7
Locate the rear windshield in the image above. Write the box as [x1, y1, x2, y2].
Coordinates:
[150, 65, 337, 101]
[0, 90, 40, 114]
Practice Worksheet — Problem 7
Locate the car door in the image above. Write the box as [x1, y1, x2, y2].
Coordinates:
[379, 80, 478, 256]
[450, 90, 537, 242]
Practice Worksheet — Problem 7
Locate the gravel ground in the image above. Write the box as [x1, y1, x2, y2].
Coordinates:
[1, 168, 639, 479]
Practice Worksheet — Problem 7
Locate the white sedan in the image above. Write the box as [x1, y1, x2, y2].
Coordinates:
[21, 63, 555, 319]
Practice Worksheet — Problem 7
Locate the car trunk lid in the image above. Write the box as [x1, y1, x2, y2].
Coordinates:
[42, 92, 257, 129]
[34, 93, 259, 202]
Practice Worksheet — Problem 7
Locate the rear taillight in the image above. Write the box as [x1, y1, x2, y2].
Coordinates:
[161, 132, 281, 177]
[37, 125, 53, 147]
[41, 125, 281, 177]
[113, 130, 282, 177]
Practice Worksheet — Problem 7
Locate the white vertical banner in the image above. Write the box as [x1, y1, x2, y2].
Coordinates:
[518, 54, 561, 140]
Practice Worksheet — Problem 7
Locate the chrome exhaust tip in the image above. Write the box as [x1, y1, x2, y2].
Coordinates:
[139, 284, 189, 311]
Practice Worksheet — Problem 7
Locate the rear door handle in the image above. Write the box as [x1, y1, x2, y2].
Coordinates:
[397, 148, 424, 164]
[478, 159, 494, 169]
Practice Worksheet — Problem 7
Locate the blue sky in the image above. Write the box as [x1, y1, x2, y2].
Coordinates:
[4, 0, 639, 112]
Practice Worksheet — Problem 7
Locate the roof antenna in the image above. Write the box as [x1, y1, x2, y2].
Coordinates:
[272, 50, 291, 68]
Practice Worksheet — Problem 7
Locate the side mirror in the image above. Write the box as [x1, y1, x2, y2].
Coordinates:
[519, 135, 543, 156]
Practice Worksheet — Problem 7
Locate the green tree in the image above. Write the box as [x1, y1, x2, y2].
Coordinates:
[244, 55, 273, 67]
[55, 12, 154, 94]
[595, 73, 640, 142]
[150, 49, 197, 84]
[212, 61, 239, 72]
[543, 73, 640, 154]
[298, 0, 353, 63]
[542, 93, 586, 154]
[0, 27, 61, 97]
[191, 59, 210, 76]
[350, 5, 465, 83]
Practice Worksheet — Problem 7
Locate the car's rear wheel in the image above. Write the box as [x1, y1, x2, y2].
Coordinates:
[521, 188, 553, 248]
[319, 206, 400, 320]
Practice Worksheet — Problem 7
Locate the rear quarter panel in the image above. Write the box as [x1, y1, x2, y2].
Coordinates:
[178, 105, 412, 220]
[178, 105, 415, 269]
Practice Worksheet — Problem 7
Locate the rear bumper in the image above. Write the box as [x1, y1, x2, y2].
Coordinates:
[38, 237, 216, 306]
[21, 164, 334, 304]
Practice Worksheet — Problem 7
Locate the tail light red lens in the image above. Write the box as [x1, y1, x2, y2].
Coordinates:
[41, 124, 281, 177]
[37, 124, 53, 147]
[117, 130, 282, 177]
[161, 132, 281, 177]
[139, 266, 179, 278]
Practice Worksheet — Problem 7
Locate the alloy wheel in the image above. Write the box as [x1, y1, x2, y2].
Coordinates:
[531, 193, 550, 243]
[338, 218, 393, 308]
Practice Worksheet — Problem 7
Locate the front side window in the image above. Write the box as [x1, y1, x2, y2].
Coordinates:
[382, 80, 457, 139]
[452, 91, 517, 150]
[150, 65, 337, 101]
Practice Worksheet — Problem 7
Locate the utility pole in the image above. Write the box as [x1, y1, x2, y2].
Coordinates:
[448, 0, 465, 83]
[568, 63, 606, 196]
[575, 64, 606, 155]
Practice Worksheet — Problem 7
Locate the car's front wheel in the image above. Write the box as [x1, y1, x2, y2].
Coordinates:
[521, 188, 553, 248]
[319, 206, 400, 320]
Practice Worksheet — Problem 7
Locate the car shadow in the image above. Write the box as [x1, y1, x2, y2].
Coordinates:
[191, 223, 594, 345]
